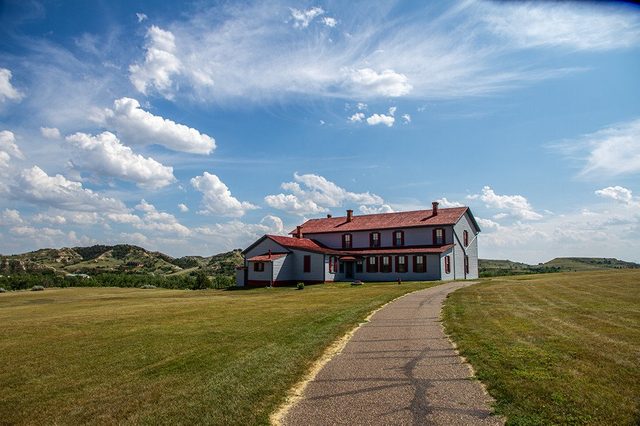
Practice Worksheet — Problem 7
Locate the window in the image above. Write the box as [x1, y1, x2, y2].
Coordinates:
[464, 255, 469, 274]
[254, 262, 264, 272]
[463, 230, 469, 247]
[342, 233, 352, 249]
[433, 228, 445, 245]
[356, 260, 363, 273]
[304, 255, 311, 273]
[367, 256, 378, 273]
[444, 255, 451, 274]
[414, 255, 426, 273]
[393, 230, 405, 247]
[381, 256, 392, 273]
[396, 256, 408, 273]
[369, 232, 380, 248]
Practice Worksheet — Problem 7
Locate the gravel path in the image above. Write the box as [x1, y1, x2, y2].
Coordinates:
[282, 281, 503, 425]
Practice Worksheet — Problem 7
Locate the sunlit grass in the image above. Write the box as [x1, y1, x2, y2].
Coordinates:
[443, 270, 640, 425]
[0, 281, 437, 425]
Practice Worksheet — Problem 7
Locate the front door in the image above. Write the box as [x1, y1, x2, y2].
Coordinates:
[345, 261, 354, 279]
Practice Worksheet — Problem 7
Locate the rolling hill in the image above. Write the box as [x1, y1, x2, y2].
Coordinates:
[479, 257, 640, 277]
[0, 245, 244, 277]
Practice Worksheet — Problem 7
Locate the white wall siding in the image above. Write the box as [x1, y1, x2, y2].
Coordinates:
[244, 238, 288, 260]
[290, 249, 325, 282]
[453, 211, 479, 279]
[440, 249, 455, 281]
[305, 225, 454, 249]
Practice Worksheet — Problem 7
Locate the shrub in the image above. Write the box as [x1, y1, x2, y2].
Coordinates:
[297, 282, 304, 290]
[31, 285, 45, 291]
[140, 284, 157, 289]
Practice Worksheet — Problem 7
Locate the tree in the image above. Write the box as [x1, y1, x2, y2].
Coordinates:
[193, 271, 209, 290]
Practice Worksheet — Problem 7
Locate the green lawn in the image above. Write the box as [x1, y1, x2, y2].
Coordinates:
[443, 270, 640, 425]
[0, 281, 437, 425]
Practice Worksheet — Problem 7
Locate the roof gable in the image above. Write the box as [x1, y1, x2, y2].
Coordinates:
[291, 206, 470, 234]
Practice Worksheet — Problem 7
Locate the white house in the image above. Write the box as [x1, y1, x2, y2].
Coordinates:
[236, 202, 480, 287]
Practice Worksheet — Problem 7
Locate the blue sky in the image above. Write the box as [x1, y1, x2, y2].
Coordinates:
[1, 0, 639, 263]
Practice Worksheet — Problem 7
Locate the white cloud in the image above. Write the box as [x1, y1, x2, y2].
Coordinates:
[10, 226, 64, 239]
[134, 199, 191, 236]
[595, 186, 634, 204]
[482, 1, 640, 51]
[366, 113, 394, 127]
[191, 172, 258, 217]
[0, 209, 23, 225]
[0, 68, 23, 103]
[476, 217, 499, 230]
[345, 68, 412, 97]
[136, 13, 148, 23]
[12, 166, 127, 213]
[359, 204, 394, 214]
[402, 114, 411, 124]
[356, 102, 368, 111]
[178, 203, 189, 212]
[40, 127, 61, 139]
[265, 172, 385, 216]
[468, 186, 542, 220]
[66, 131, 175, 189]
[194, 215, 285, 248]
[0, 130, 24, 168]
[348, 112, 364, 123]
[573, 118, 640, 177]
[290, 7, 325, 28]
[101, 97, 216, 154]
[129, 25, 182, 98]
[437, 197, 463, 208]
[322, 17, 337, 28]
[33, 211, 100, 225]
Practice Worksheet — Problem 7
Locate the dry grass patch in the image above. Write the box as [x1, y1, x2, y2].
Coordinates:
[443, 270, 640, 425]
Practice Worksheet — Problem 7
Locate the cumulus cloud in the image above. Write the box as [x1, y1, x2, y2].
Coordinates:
[66, 131, 175, 189]
[129, 26, 182, 98]
[345, 68, 412, 97]
[12, 166, 127, 213]
[0, 68, 23, 103]
[191, 172, 258, 217]
[0, 208, 23, 225]
[402, 114, 411, 124]
[595, 186, 634, 204]
[40, 127, 61, 139]
[178, 203, 189, 212]
[359, 204, 394, 214]
[265, 172, 385, 216]
[0, 130, 24, 169]
[134, 199, 191, 236]
[366, 113, 394, 127]
[136, 13, 148, 23]
[348, 112, 364, 123]
[290, 7, 325, 28]
[322, 17, 337, 28]
[194, 215, 285, 248]
[100, 97, 216, 154]
[467, 186, 542, 220]
[437, 197, 463, 208]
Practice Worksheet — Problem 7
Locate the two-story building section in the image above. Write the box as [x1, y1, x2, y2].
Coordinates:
[236, 202, 480, 286]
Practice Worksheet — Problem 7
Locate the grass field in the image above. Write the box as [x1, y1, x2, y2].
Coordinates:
[443, 270, 640, 425]
[0, 281, 437, 425]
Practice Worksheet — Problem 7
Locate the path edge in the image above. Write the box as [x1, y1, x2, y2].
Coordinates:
[269, 286, 435, 426]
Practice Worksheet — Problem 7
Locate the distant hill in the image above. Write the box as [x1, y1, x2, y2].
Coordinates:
[0, 245, 244, 277]
[479, 257, 640, 277]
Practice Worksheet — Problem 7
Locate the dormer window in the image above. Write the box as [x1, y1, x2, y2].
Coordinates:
[433, 228, 445, 245]
[463, 230, 469, 247]
[369, 232, 380, 248]
[393, 230, 405, 247]
[342, 233, 352, 249]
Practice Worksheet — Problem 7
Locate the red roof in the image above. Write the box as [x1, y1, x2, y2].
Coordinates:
[266, 235, 340, 254]
[291, 207, 470, 234]
[247, 252, 288, 262]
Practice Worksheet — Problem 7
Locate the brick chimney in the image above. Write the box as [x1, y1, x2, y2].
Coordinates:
[346, 209, 353, 222]
[295, 225, 303, 239]
[327, 214, 332, 218]
[432, 201, 439, 216]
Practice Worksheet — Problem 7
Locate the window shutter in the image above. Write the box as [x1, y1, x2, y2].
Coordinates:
[395, 256, 399, 272]
[432, 229, 436, 245]
[401, 231, 405, 246]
